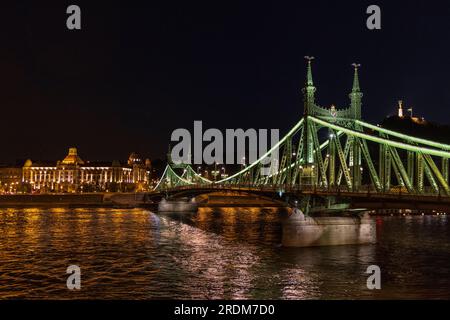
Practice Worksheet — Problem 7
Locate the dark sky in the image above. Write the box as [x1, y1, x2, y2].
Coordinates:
[1, 0, 450, 164]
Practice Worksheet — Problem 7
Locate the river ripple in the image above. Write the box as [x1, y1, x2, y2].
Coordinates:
[0, 207, 449, 299]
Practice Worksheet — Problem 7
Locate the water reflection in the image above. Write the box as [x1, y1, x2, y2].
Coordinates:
[0, 207, 449, 299]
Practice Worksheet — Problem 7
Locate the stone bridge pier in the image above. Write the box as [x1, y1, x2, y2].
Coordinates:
[282, 208, 375, 247]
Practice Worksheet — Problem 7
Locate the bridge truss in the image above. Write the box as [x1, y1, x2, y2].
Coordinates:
[155, 59, 450, 198]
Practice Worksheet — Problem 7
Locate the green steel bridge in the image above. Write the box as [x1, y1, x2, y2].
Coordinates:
[152, 58, 450, 212]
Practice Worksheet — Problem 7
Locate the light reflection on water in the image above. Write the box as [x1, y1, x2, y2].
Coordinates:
[0, 207, 449, 299]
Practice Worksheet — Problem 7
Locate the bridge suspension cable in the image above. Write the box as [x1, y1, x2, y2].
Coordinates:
[355, 119, 450, 151]
[311, 117, 450, 158]
[214, 118, 305, 184]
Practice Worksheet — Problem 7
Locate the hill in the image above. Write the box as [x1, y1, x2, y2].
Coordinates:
[380, 115, 450, 145]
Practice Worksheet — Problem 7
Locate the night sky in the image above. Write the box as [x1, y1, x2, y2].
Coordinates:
[1, 0, 450, 164]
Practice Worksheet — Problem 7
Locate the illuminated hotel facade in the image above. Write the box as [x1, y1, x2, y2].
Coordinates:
[21, 148, 151, 193]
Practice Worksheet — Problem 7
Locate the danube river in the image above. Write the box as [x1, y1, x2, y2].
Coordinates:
[0, 207, 449, 299]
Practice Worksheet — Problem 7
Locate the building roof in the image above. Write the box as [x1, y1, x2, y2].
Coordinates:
[61, 147, 84, 165]
[21, 148, 149, 169]
[23, 159, 56, 168]
[82, 160, 126, 167]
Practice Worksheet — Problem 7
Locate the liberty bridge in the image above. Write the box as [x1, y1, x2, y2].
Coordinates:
[150, 57, 450, 218]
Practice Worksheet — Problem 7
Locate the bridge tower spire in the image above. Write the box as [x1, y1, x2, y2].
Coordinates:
[349, 63, 363, 120]
[300, 56, 317, 187]
[302, 56, 316, 116]
[301, 56, 316, 164]
[349, 63, 363, 190]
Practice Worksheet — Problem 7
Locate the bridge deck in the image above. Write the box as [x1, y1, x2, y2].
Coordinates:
[150, 185, 450, 211]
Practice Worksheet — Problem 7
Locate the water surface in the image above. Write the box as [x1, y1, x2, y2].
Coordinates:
[0, 207, 449, 299]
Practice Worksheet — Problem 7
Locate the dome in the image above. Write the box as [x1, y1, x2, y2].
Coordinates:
[23, 159, 33, 167]
[61, 147, 84, 165]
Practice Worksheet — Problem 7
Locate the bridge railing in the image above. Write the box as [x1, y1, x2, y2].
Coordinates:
[156, 183, 450, 199]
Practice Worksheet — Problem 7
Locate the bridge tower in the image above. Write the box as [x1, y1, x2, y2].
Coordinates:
[349, 63, 363, 189]
[300, 56, 318, 186]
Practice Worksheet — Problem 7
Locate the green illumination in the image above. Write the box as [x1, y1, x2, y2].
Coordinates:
[152, 165, 169, 190]
[312, 117, 450, 158]
[167, 165, 194, 185]
[185, 165, 213, 184]
[155, 60, 450, 198]
[214, 118, 304, 183]
[355, 120, 450, 151]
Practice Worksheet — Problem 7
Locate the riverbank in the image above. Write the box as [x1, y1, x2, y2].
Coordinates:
[0, 193, 448, 215]
[0, 193, 108, 207]
[0, 193, 155, 208]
